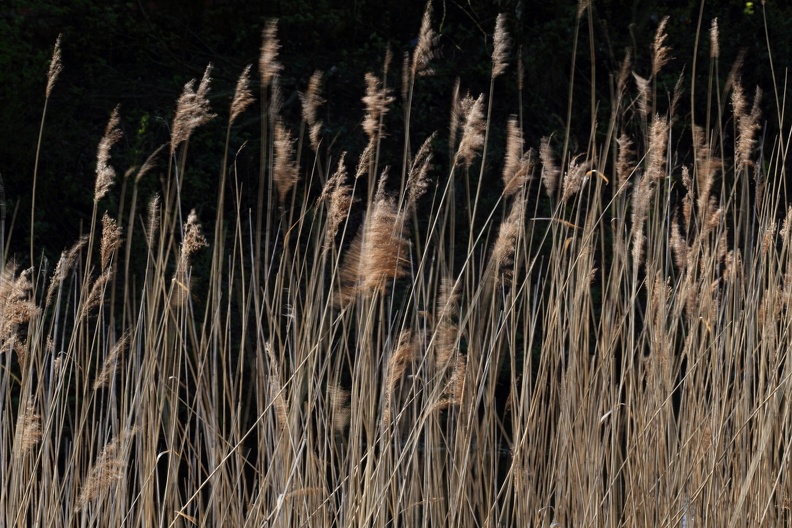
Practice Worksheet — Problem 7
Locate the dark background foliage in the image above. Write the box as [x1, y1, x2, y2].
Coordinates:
[1, 0, 789, 264]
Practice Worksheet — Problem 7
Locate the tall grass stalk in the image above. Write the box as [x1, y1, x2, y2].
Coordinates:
[3, 7, 792, 527]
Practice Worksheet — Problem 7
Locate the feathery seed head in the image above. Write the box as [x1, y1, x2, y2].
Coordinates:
[95, 105, 123, 203]
[362, 73, 394, 141]
[455, 93, 485, 168]
[561, 154, 591, 203]
[539, 136, 560, 199]
[15, 400, 41, 458]
[273, 121, 299, 203]
[45, 236, 88, 308]
[76, 428, 138, 511]
[710, 18, 720, 59]
[633, 72, 650, 118]
[230, 64, 255, 124]
[171, 64, 216, 155]
[135, 145, 164, 184]
[615, 134, 635, 193]
[448, 78, 461, 155]
[407, 133, 436, 209]
[259, 20, 283, 89]
[491, 14, 510, 77]
[322, 154, 353, 248]
[146, 194, 160, 250]
[100, 213, 122, 270]
[491, 194, 525, 285]
[412, 1, 440, 78]
[651, 16, 672, 77]
[46, 34, 63, 99]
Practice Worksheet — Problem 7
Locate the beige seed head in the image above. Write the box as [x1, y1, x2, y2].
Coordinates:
[230, 64, 255, 125]
[46, 34, 63, 99]
[491, 14, 510, 78]
[259, 20, 283, 90]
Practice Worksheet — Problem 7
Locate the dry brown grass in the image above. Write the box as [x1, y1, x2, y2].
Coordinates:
[3, 7, 792, 528]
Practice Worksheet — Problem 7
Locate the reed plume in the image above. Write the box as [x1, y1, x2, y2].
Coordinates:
[230, 64, 254, 125]
[14, 400, 41, 458]
[539, 136, 560, 198]
[491, 13, 510, 78]
[273, 121, 299, 204]
[362, 72, 394, 142]
[322, 154, 353, 249]
[171, 64, 215, 155]
[76, 427, 138, 511]
[382, 330, 416, 426]
[46, 34, 62, 99]
[93, 330, 130, 390]
[259, 20, 282, 90]
[95, 105, 122, 203]
[651, 16, 672, 77]
[454, 93, 485, 168]
[100, 213, 122, 270]
[502, 117, 532, 196]
[411, 1, 440, 78]
[45, 236, 88, 308]
[299, 70, 325, 151]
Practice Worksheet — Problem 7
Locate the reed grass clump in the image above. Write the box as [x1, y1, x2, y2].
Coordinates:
[2, 5, 791, 526]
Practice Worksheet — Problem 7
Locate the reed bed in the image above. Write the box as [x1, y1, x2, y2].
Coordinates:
[2, 4, 791, 526]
